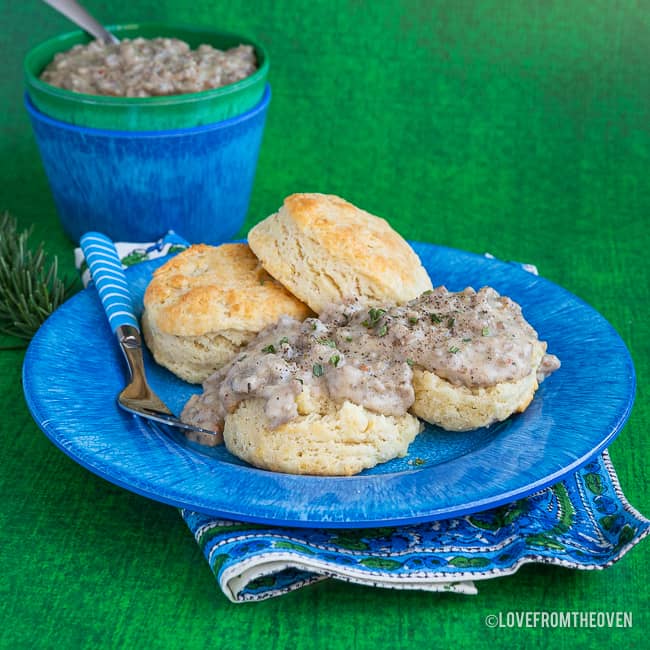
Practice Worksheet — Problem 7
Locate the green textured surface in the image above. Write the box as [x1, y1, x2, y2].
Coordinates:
[1, 1, 648, 648]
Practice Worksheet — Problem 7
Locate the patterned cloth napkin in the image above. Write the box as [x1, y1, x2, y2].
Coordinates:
[75, 233, 650, 603]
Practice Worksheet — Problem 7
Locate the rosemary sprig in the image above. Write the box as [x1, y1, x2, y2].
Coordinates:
[0, 211, 79, 343]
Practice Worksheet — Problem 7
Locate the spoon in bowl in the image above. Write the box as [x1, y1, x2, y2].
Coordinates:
[42, 0, 119, 44]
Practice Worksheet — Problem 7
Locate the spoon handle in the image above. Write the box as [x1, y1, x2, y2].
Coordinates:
[80, 232, 139, 333]
[42, 0, 119, 44]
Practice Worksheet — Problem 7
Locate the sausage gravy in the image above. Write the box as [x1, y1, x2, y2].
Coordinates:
[40, 37, 257, 97]
[181, 286, 560, 433]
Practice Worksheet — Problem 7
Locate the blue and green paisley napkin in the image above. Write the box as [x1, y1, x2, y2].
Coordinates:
[75, 233, 649, 603]
[182, 451, 649, 602]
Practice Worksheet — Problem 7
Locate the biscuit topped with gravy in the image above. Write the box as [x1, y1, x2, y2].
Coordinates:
[142, 243, 312, 383]
[181, 286, 559, 473]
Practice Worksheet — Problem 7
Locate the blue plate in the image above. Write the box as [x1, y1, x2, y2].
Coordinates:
[22, 243, 636, 528]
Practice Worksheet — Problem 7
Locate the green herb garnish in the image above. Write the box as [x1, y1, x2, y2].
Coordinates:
[447, 317, 455, 329]
[317, 338, 337, 347]
[482, 327, 490, 336]
[449, 346, 460, 354]
[329, 354, 340, 367]
[406, 358, 414, 366]
[369, 307, 386, 321]
[430, 313, 442, 324]
[261, 344, 276, 354]
[377, 324, 388, 337]
[312, 363, 324, 377]
[408, 316, 419, 324]
[363, 307, 386, 328]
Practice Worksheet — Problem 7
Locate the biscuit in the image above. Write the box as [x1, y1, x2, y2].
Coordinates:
[247, 193, 433, 313]
[410, 344, 546, 431]
[223, 389, 422, 476]
[142, 243, 312, 383]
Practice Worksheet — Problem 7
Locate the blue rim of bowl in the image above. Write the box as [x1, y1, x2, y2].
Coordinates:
[24, 85, 271, 136]
[24, 24, 270, 109]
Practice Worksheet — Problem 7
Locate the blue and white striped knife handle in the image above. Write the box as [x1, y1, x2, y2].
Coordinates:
[80, 232, 139, 333]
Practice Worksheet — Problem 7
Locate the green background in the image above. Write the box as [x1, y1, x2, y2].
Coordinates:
[1, 1, 648, 648]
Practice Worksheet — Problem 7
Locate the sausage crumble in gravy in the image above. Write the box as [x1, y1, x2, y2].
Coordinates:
[40, 38, 257, 97]
[181, 286, 560, 433]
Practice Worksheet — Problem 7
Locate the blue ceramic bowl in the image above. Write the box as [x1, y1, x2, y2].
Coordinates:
[25, 85, 270, 244]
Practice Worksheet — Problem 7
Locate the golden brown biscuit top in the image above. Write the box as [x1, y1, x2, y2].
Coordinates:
[143, 243, 312, 336]
[281, 193, 431, 290]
